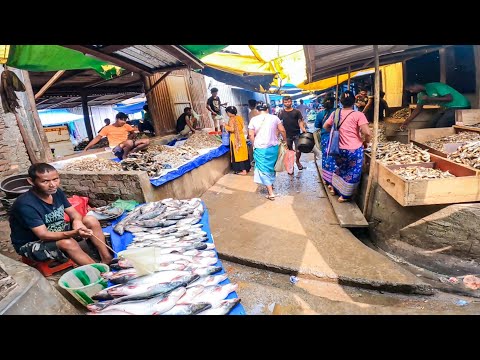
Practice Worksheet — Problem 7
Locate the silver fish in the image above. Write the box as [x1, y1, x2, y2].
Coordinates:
[198, 298, 240, 315]
[87, 280, 188, 312]
[160, 302, 211, 315]
[93, 287, 186, 315]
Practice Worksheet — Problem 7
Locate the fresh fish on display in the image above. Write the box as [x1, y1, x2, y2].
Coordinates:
[186, 274, 228, 288]
[107, 274, 199, 298]
[87, 280, 189, 312]
[177, 285, 207, 304]
[188, 283, 238, 305]
[160, 302, 212, 315]
[91, 287, 186, 315]
[198, 298, 241, 315]
[186, 265, 223, 276]
[181, 249, 216, 258]
[87, 309, 134, 315]
[102, 268, 138, 284]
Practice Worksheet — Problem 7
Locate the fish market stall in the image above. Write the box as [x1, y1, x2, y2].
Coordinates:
[54, 133, 231, 207]
[90, 198, 245, 315]
[409, 125, 480, 161]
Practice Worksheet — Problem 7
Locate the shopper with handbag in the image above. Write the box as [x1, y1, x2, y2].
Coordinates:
[323, 91, 372, 202]
[248, 103, 287, 200]
[224, 106, 251, 175]
[314, 96, 337, 186]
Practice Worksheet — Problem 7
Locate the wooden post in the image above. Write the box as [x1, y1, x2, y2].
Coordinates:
[144, 71, 171, 97]
[81, 92, 94, 141]
[474, 46, 480, 109]
[347, 66, 351, 90]
[20, 70, 54, 163]
[439, 48, 446, 84]
[363, 45, 380, 217]
[34, 70, 65, 100]
[335, 74, 339, 107]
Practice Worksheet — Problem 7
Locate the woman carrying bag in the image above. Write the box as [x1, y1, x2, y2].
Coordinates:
[248, 103, 287, 200]
[224, 106, 251, 175]
[323, 91, 372, 202]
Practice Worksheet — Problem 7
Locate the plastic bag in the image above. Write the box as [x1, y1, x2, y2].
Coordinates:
[221, 129, 230, 146]
[327, 109, 342, 157]
[65, 195, 89, 222]
[274, 143, 287, 172]
[284, 149, 296, 174]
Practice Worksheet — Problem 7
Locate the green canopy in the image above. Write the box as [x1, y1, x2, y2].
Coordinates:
[182, 45, 228, 58]
[7, 45, 123, 80]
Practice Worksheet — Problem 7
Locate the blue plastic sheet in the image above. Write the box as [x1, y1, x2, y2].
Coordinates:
[150, 145, 230, 187]
[105, 202, 246, 315]
[166, 137, 187, 146]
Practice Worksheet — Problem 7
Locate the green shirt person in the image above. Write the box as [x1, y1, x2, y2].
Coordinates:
[400, 82, 470, 130]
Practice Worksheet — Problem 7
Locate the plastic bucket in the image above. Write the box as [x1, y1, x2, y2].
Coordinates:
[58, 263, 109, 307]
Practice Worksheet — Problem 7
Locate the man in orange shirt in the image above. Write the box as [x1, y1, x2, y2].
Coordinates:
[84, 112, 150, 159]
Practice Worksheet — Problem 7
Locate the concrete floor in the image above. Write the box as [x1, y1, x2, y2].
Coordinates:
[203, 153, 431, 295]
[224, 259, 480, 315]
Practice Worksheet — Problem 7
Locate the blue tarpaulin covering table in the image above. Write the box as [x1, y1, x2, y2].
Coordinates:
[149, 145, 229, 187]
[104, 202, 246, 315]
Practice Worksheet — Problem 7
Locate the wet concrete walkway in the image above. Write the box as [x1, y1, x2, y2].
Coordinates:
[202, 154, 432, 294]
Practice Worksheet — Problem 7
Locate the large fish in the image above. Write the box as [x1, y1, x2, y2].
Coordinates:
[92, 287, 186, 315]
[186, 274, 228, 288]
[108, 274, 199, 297]
[87, 280, 188, 312]
[198, 298, 241, 315]
[190, 283, 238, 305]
[160, 302, 211, 315]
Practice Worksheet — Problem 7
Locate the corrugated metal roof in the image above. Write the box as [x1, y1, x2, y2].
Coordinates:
[115, 46, 185, 69]
[305, 45, 448, 83]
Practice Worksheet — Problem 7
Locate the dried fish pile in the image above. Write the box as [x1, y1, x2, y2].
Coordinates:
[425, 132, 480, 151]
[86, 198, 240, 315]
[448, 141, 480, 169]
[184, 132, 222, 149]
[63, 158, 122, 172]
[369, 124, 387, 143]
[391, 107, 410, 120]
[393, 166, 455, 181]
[368, 141, 430, 165]
[121, 145, 199, 177]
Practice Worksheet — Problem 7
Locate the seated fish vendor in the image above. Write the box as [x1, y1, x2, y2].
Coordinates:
[84, 112, 150, 160]
[9, 163, 113, 266]
[176, 107, 197, 136]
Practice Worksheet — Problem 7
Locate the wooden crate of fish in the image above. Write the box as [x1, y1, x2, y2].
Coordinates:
[377, 153, 480, 206]
[409, 126, 480, 159]
[455, 109, 480, 127]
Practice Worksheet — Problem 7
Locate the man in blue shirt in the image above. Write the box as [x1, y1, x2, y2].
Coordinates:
[9, 163, 113, 266]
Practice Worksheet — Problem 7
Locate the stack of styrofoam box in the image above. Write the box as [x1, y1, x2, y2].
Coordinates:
[44, 126, 74, 157]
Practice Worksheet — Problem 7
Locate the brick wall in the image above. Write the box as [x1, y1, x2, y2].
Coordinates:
[0, 105, 31, 180]
[59, 170, 151, 207]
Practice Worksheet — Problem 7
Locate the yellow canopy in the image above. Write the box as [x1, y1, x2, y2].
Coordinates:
[201, 45, 307, 88]
[298, 62, 404, 107]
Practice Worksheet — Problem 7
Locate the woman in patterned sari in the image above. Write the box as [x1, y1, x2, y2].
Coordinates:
[248, 103, 287, 200]
[323, 91, 372, 202]
[314, 96, 337, 185]
[224, 106, 251, 175]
